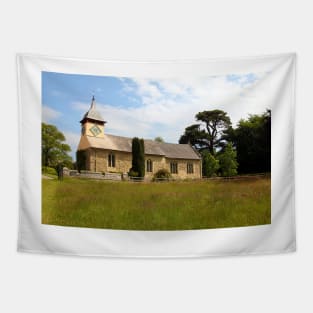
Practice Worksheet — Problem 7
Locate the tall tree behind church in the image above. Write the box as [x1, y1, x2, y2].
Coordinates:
[231, 110, 271, 173]
[179, 110, 231, 154]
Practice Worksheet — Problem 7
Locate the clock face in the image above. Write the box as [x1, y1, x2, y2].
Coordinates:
[90, 124, 101, 136]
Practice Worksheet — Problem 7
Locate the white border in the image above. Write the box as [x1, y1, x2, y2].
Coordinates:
[17, 53, 296, 258]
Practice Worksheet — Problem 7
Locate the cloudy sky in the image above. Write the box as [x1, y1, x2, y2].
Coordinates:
[42, 71, 270, 158]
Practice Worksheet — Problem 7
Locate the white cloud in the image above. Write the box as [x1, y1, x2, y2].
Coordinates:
[42, 105, 61, 122]
[72, 72, 270, 144]
[71, 102, 89, 112]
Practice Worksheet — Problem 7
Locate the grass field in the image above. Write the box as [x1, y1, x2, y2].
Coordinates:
[42, 177, 271, 230]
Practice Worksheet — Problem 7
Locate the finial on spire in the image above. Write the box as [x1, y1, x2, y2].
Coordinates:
[90, 95, 96, 109]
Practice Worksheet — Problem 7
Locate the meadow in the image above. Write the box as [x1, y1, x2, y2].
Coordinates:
[42, 177, 271, 230]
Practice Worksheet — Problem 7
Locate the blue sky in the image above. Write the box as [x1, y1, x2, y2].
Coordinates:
[42, 71, 269, 159]
[42, 73, 139, 133]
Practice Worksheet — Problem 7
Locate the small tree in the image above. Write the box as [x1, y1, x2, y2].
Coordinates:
[201, 150, 219, 177]
[130, 137, 145, 178]
[139, 139, 145, 177]
[154, 136, 164, 143]
[218, 143, 238, 177]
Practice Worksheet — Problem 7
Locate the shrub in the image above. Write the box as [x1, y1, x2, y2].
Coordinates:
[42, 166, 57, 176]
[153, 168, 171, 181]
[128, 169, 139, 177]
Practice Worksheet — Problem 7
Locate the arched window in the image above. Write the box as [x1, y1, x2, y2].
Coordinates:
[146, 159, 153, 172]
[187, 162, 194, 174]
[108, 153, 116, 167]
[170, 162, 178, 174]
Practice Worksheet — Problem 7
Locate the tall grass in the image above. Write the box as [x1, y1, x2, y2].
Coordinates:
[42, 177, 271, 230]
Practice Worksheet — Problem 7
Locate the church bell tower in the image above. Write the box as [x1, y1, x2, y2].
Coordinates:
[80, 96, 106, 138]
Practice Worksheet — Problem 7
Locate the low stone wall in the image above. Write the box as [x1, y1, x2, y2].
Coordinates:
[63, 168, 80, 176]
[103, 172, 123, 181]
[80, 171, 105, 179]
[63, 168, 123, 181]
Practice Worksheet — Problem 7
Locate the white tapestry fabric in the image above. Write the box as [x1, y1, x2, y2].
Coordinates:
[17, 53, 296, 257]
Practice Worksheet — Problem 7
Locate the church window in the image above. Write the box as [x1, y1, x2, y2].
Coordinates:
[187, 162, 194, 174]
[146, 159, 153, 172]
[108, 153, 116, 167]
[170, 162, 178, 174]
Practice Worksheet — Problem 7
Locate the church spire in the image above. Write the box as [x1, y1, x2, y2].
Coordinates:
[90, 95, 96, 109]
[80, 96, 106, 124]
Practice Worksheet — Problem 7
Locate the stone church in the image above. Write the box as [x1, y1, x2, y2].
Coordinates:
[77, 97, 202, 179]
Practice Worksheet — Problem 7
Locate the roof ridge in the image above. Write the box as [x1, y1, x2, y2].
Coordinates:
[105, 133, 186, 146]
[104, 133, 132, 140]
[92, 133, 201, 159]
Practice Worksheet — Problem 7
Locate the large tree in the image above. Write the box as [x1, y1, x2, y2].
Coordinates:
[231, 110, 271, 173]
[179, 110, 231, 154]
[42, 123, 72, 168]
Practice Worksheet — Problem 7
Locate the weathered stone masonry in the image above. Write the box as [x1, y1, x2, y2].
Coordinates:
[77, 97, 202, 179]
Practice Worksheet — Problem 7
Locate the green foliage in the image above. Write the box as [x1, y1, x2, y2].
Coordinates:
[217, 143, 238, 177]
[139, 139, 145, 177]
[42, 123, 72, 168]
[76, 150, 87, 172]
[230, 110, 271, 173]
[131, 137, 145, 177]
[153, 168, 172, 181]
[179, 109, 231, 154]
[201, 151, 219, 177]
[42, 166, 57, 176]
[128, 169, 139, 177]
[131, 137, 140, 172]
[180, 109, 271, 174]
[154, 136, 164, 143]
[179, 124, 206, 146]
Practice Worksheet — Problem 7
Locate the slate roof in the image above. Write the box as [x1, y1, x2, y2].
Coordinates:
[79, 133, 201, 160]
[80, 96, 106, 123]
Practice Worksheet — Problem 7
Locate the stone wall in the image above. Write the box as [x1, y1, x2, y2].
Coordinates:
[144, 155, 166, 178]
[84, 148, 201, 179]
[86, 149, 132, 174]
[165, 158, 201, 179]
